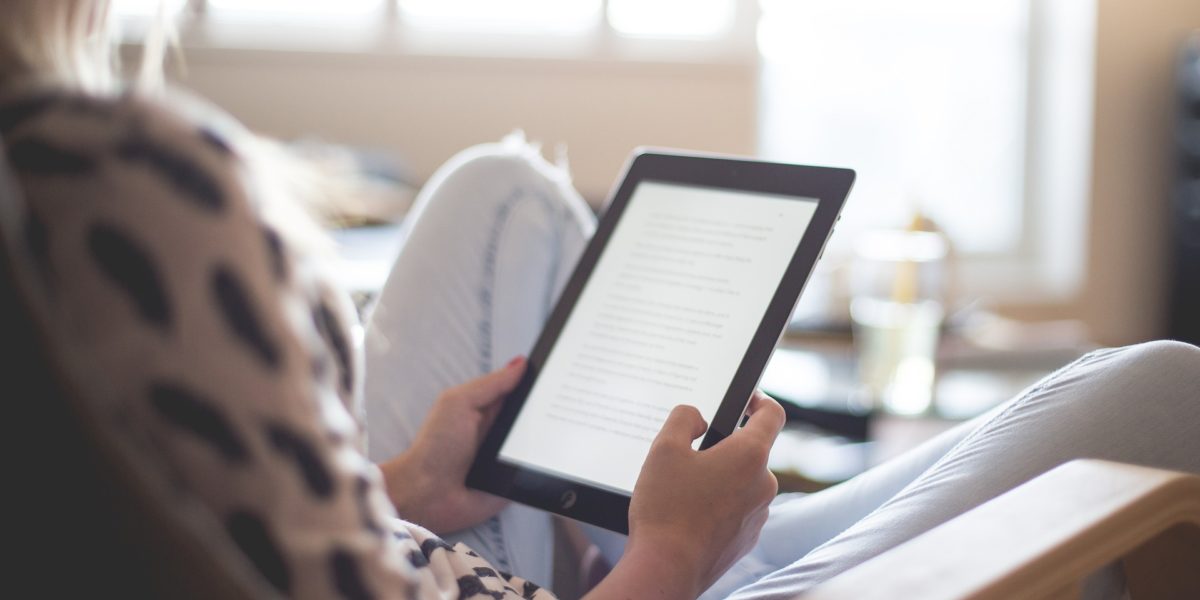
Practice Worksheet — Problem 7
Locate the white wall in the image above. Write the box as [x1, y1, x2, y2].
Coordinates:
[170, 47, 757, 204]
[162, 1, 1200, 345]
[1081, 0, 1200, 344]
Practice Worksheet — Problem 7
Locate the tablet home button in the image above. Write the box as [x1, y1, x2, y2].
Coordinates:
[560, 490, 578, 510]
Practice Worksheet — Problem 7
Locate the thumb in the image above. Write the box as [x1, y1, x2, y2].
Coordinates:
[654, 405, 708, 447]
[457, 356, 527, 408]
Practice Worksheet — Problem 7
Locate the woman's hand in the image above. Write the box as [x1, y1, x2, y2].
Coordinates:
[379, 357, 526, 534]
[589, 391, 786, 600]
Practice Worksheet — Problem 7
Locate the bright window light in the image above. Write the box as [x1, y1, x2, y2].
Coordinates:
[608, 0, 736, 38]
[206, 0, 383, 19]
[111, 0, 186, 18]
[758, 0, 1030, 255]
[398, 0, 601, 33]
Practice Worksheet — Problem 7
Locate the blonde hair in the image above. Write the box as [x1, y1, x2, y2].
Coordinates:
[0, 0, 173, 93]
[0, 1, 366, 247]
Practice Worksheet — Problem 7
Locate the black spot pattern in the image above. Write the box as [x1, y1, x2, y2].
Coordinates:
[312, 301, 353, 392]
[88, 224, 171, 330]
[420, 538, 455, 560]
[0, 94, 57, 136]
[7, 137, 97, 176]
[456, 575, 504, 600]
[149, 382, 249, 462]
[0, 90, 574, 600]
[311, 354, 330, 382]
[24, 210, 51, 282]
[266, 423, 334, 498]
[212, 265, 281, 368]
[117, 134, 225, 212]
[226, 511, 291, 594]
[520, 581, 542, 599]
[199, 128, 233, 156]
[327, 427, 345, 446]
[407, 549, 429, 568]
[330, 548, 374, 600]
[61, 95, 116, 119]
[354, 475, 383, 536]
[261, 225, 288, 281]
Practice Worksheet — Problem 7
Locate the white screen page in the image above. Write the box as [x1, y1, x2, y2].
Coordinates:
[498, 181, 818, 494]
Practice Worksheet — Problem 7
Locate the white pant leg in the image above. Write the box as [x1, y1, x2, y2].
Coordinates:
[701, 409, 984, 599]
[591, 374, 989, 590]
[363, 134, 595, 586]
[724, 341, 1200, 599]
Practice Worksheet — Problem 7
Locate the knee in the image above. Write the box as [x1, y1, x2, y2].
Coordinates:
[1112, 340, 1200, 377]
[422, 134, 580, 216]
[1082, 340, 1200, 409]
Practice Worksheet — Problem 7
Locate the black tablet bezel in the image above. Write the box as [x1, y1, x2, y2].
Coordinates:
[467, 150, 854, 534]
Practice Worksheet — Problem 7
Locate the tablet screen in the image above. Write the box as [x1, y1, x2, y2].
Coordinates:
[498, 180, 818, 494]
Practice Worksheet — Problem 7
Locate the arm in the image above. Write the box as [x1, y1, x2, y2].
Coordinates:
[584, 544, 709, 600]
[586, 392, 787, 600]
[377, 357, 522, 533]
[375, 358, 788, 600]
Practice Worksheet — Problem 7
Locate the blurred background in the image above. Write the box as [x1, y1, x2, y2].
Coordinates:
[116, 0, 1200, 488]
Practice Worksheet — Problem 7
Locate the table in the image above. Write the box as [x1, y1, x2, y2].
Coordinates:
[763, 333, 1087, 492]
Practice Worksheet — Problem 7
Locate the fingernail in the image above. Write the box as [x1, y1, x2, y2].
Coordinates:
[506, 356, 525, 368]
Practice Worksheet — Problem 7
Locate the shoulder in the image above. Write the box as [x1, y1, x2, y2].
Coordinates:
[1, 87, 242, 218]
[0, 85, 239, 156]
[0, 87, 284, 318]
[0, 87, 295, 378]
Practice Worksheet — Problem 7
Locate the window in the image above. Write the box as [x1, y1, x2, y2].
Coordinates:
[109, 0, 755, 73]
[112, 0, 1093, 303]
[112, 0, 186, 18]
[207, 0, 382, 19]
[113, 0, 749, 41]
[759, 0, 1029, 256]
[398, 0, 601, 34]
[759, 0, 1095, 305]
[608, 0, 736, 38]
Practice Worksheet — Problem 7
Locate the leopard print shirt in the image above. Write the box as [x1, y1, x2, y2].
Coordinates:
[0, 87, 556, 600]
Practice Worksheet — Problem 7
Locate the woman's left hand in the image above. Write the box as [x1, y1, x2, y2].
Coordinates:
[380, 356, 526, 534]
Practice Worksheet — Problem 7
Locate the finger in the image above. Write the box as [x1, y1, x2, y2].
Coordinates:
[739, 392, 786, 443]
[762, 471, 780, 504]
[465, 489, 510, 512]
[751, 505, 771, 537]
[478, 398, 505, 441]
[743, 390, 773, 418]
[456, 356, 527, 408]
[655, 404, 708, 446]
[456, 491, 511, 526]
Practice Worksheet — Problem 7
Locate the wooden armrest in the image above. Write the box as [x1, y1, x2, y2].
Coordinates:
[802, 459, 1200, 599]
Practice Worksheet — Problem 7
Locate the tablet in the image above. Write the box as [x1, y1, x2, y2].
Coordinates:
[468, 150, 854, 533]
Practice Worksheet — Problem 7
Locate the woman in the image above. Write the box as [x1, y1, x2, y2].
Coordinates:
[1, 2, 1197, 599]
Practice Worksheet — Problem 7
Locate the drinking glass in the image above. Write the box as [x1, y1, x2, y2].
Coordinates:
[850, 229, 948, 415]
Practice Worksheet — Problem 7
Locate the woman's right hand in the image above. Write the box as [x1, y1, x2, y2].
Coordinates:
[588, 391, 786, 600]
